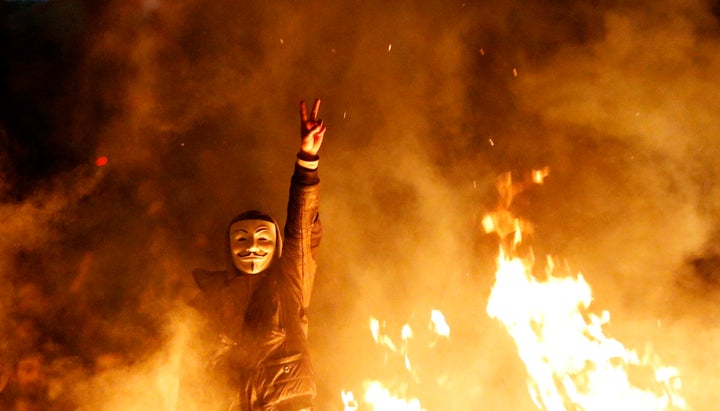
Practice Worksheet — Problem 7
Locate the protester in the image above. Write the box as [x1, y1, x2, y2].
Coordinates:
[187, 99, 326, 411]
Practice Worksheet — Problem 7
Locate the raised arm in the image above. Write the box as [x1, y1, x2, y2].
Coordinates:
[282, 99, 326, 310]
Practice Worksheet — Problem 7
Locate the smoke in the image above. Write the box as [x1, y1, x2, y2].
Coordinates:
[516, 0, 720, 280]
[2, 0, 720, 409]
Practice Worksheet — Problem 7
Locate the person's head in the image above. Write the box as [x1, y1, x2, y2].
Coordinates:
[227, 210, 282, 275]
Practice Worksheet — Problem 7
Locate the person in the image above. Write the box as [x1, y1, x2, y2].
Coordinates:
[188, 99, 326, 411]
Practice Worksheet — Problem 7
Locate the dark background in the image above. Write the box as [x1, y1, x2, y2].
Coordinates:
[2, 0, 720, 409]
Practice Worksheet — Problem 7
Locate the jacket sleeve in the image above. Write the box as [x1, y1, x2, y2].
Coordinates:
[280, 161, 322, 310]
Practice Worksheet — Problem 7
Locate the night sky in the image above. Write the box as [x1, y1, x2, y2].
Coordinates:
[2, 0, 720, 410]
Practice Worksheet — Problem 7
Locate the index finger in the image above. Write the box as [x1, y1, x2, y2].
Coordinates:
[300, 100, 308, 122]
[311, 99, 321, 121]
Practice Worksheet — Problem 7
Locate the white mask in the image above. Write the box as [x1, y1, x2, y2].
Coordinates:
[228, 219, 277, 274]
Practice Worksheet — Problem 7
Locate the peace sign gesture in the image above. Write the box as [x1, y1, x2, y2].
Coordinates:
[299, 99, 326, 157]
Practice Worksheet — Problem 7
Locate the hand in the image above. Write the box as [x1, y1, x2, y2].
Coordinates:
[300, 99, 326, 157]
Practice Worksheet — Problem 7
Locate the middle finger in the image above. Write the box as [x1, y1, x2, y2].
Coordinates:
[311, 99, 321, 121]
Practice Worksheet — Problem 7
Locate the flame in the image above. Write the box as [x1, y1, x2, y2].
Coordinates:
[428, 309, 450, 349]
[342, 390, 358, 411]
[532, 166, 550, 184]
[343, 381, 426, 411]
[345, 310, 450, 409]
[484, 167, 686, 411]
[369, 316, 414, 373]
[370, 317, 400, 353]
[343, 168, 686, 410]
[364, 380, 425, 411]
[487, 251, 686, 410]
[429, 309, 450, 338]
[401, 324, 413, 371]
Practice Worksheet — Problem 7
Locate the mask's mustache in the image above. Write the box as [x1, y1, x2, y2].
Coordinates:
[238, 251, 268, 258]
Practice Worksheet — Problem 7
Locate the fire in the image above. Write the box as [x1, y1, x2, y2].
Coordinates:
[484, 168, 686, 411]
[342, 167, 686, 410]
[532, 166, 550, 184]
[342, 390, 358, 411]
[370, 317, 415, 374]
[363, 380, 425, 411]
[342, 381, 425, 411]
[487, 251, 685, 410]
[344, 311, 449, 410]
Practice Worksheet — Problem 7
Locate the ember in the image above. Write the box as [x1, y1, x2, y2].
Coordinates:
[95, 156, 109, 167]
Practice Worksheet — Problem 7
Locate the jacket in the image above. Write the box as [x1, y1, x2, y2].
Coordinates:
[191, 162, 321, 411]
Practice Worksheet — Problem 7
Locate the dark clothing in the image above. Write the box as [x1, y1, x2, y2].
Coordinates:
[191, 163, 321, 411]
